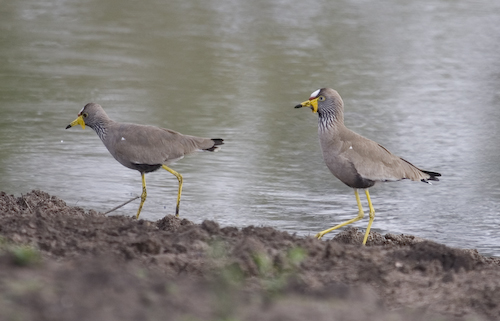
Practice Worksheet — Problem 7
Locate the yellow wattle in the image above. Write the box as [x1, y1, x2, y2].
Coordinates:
[69, 115, 86, 129]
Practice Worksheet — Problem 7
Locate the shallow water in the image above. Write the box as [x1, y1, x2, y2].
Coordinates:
[1, 0, 500, 255]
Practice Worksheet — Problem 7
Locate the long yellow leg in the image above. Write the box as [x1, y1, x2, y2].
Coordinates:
[162, 165, 183, 217]
[315, 189, 365, 239]
[362, 189, 376, 245]
[136, 172, 147, 219]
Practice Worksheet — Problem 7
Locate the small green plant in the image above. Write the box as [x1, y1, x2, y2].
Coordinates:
[252, 246, 307, 300]
[206, 240, 307, 320]
[206, 239, 245, 320]
[287, 247, 307, 266]
[0, 240, 41, 267]
[10, 245, 41, 266]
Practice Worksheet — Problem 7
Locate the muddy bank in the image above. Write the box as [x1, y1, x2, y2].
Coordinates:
[0, 190, 499, 320]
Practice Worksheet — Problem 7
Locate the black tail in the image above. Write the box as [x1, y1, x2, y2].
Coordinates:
[204, 138, 224, 152]
[422, 170, 441, 182]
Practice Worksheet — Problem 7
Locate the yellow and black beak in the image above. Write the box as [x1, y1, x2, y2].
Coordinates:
[294, 97, 319, 113]
[65, 115, 86, 129]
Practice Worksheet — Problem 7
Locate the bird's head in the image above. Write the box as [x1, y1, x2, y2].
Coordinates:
[65, 103, 106, 130]
[294, 88, 344, 116]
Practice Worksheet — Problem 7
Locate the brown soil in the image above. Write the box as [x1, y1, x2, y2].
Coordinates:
[1, 190, 499, 321]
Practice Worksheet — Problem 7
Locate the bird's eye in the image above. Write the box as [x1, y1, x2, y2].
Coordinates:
[82, 112, 88, 118]
[319, 96, 325, 101]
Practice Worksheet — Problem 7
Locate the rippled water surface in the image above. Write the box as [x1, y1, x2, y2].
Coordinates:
[1, 0, 500, 255]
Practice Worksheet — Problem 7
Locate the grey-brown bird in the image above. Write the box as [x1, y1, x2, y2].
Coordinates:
[295, 88, 440, 245]
[66, 103, 223, 219]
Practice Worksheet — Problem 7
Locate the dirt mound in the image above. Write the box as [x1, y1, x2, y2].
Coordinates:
[0, 190, 499, 320]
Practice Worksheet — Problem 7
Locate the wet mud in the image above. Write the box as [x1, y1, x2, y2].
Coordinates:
[0, 190, 499, 320]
